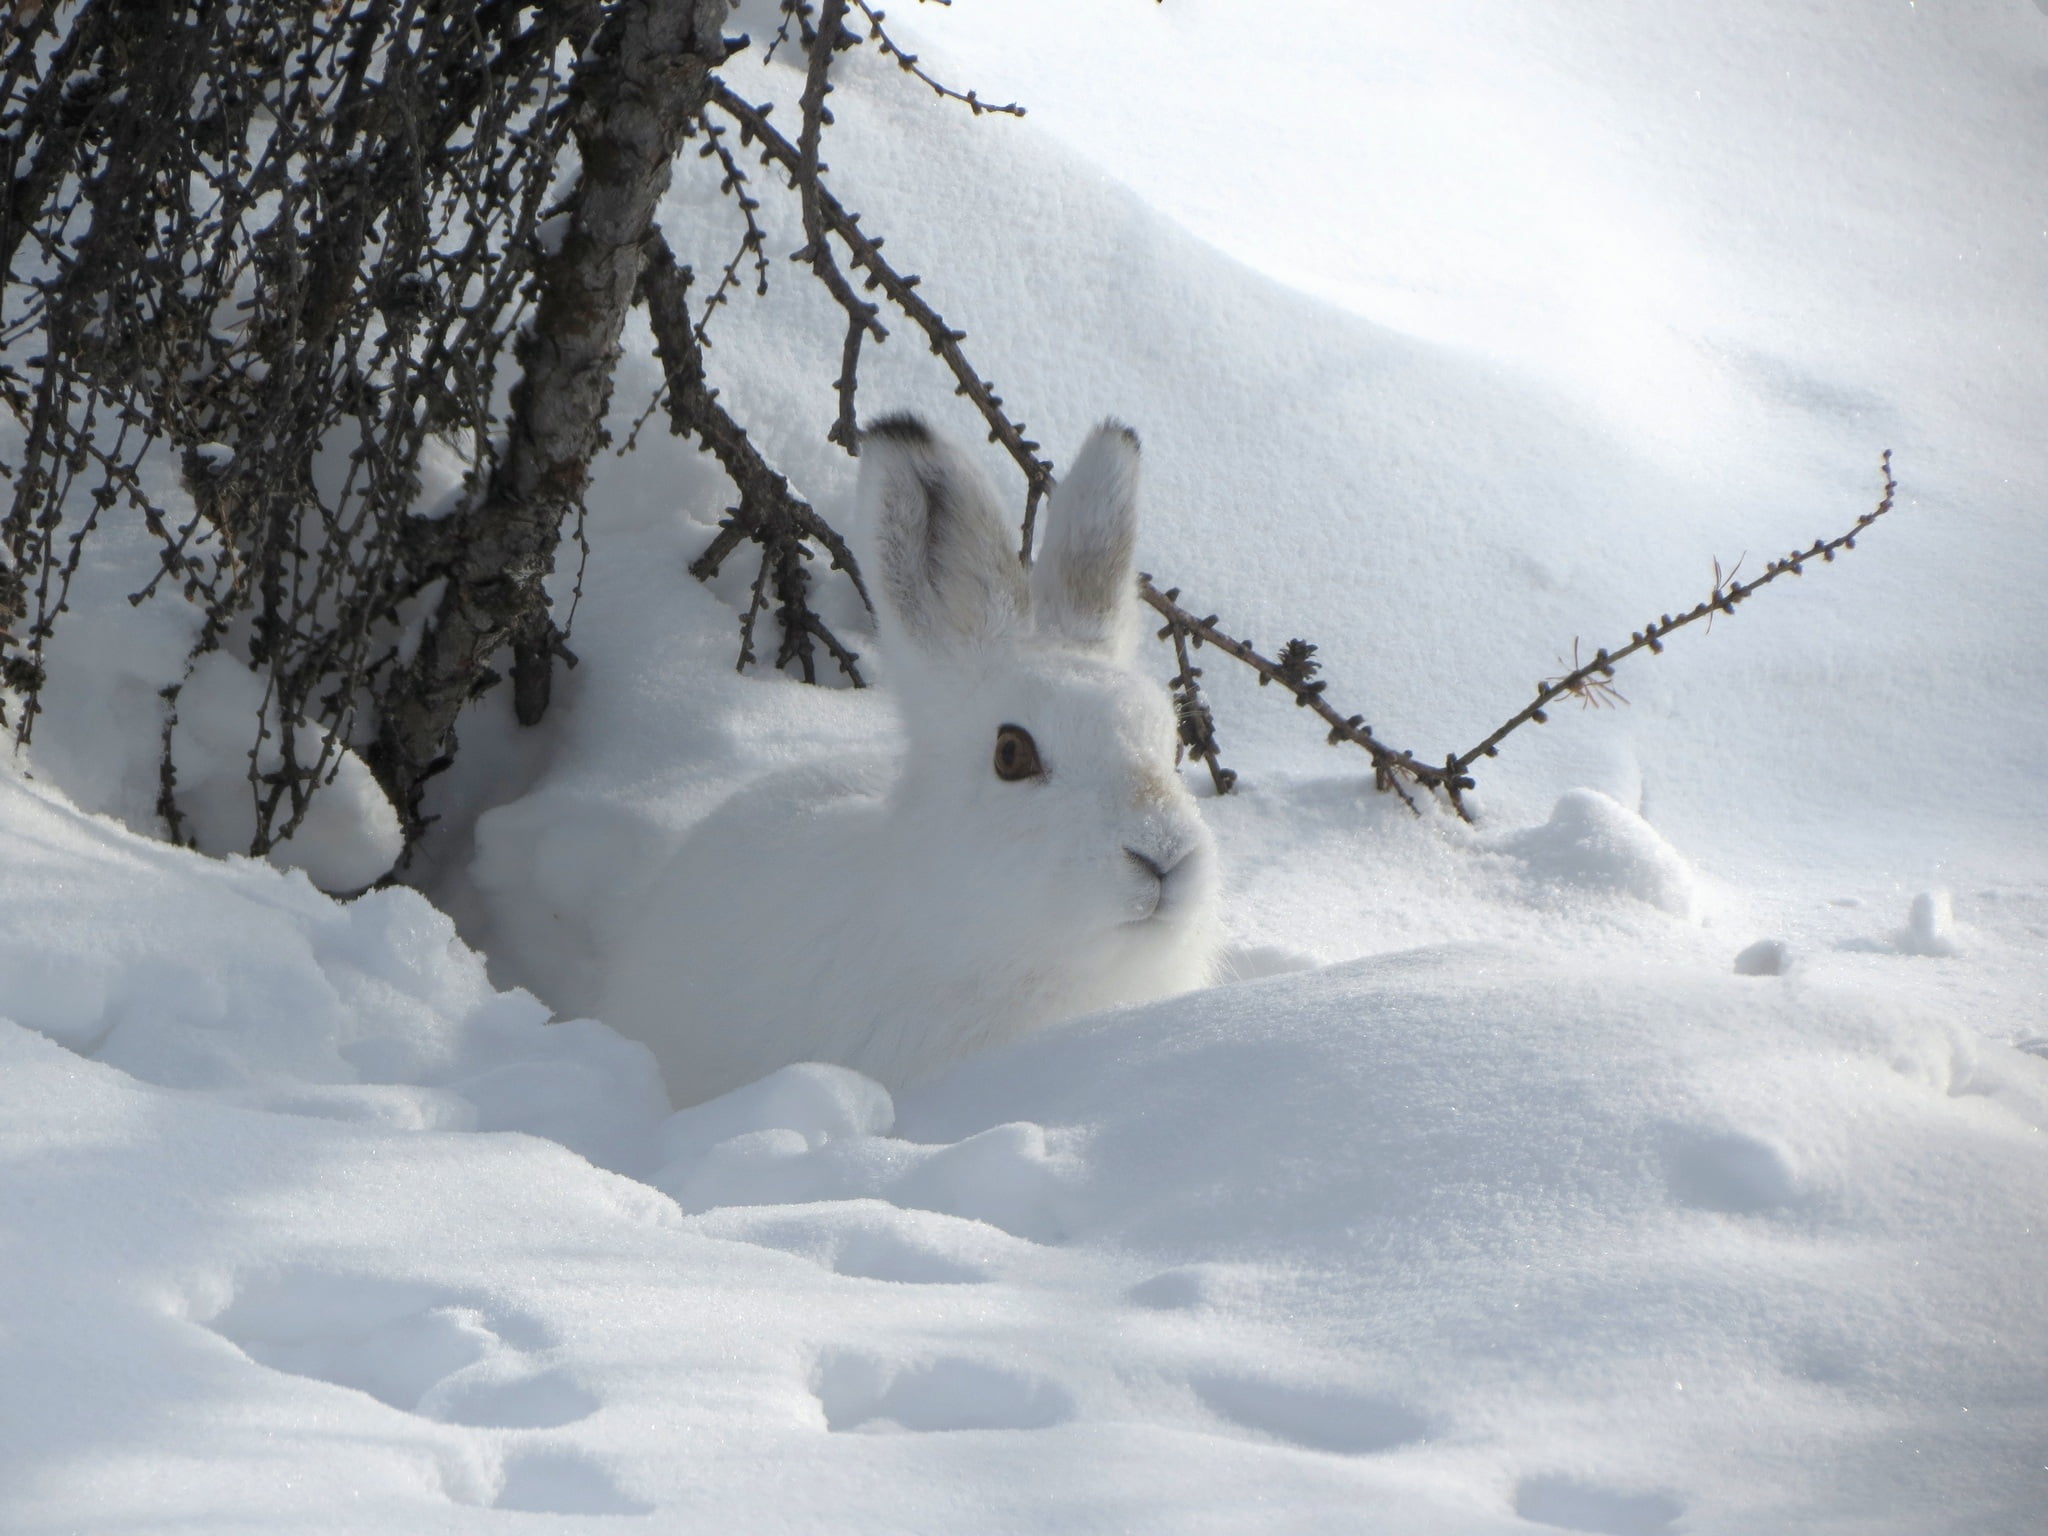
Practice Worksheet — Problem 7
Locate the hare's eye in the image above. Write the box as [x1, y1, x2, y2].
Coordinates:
[993, 724, 1044, 782]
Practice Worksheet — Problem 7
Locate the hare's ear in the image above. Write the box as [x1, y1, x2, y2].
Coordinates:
[859, 415, 1028, 654]
[1031, 420, 1141, 660]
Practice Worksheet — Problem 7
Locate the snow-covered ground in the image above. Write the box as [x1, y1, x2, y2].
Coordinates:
[5, 2, 2046, 1531]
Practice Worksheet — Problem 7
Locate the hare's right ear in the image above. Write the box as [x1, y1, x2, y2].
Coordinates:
[858, 415, 1028, 653]
[1030, 420, 1141, 661]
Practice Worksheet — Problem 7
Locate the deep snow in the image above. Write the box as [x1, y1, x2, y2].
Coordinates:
[5, 1, 2047, 1531]
[7, 767, 2045, 1532]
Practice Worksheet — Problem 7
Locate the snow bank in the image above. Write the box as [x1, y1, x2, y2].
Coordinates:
[5, 0, 2045, 1530]
[0, 769, 665, 1171]
[6, 779, 2043, 1530]
[7, 471, 405, 893]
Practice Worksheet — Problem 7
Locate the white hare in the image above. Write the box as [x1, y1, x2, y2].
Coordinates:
[600, 415, 1222, 1106]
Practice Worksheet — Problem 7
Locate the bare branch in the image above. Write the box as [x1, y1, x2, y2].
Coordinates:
[708, 79, 1055, 550]
[794, 0, 884, 451]
[1138, 575, 1440, 813]
[849, 1, 1025, 117]
[638, 228, 867, 685]
[1445, 450, 1899, 798]
[372, 0, 735, 841]
[1137, 452, 1899, 817]
[689, 107, 773, 342]
[1160, 601, 1235, 796]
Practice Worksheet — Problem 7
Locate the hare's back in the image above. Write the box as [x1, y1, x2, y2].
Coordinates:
[596, 753, 894, 1103]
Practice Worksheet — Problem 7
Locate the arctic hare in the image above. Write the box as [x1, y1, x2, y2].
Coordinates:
[601, 415, 1222, 1106]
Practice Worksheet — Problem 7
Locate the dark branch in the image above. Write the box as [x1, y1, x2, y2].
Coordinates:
[1138, 575, 1439, 813]
[794, 0, 882, 452]
[1445, 450, 1900, 796]
[372, 0, 734, 842]
[689, 107, 772, 342]
[849, 1, 1025, 117]
[708, 79, 1055, 552]
[638, 228, 867, 685]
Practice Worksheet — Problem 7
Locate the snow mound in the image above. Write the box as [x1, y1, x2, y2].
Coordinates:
[0, 770, 666, 1171]
[653, 1064, 1078, 1245]
[881, 945, 2048, 1528]
[656, 1061, 896, 1168]
[1732, 937, 1794, 976]
[168, 651, 403, 894]
[1894, 889, 1960, 958]
[1502, 788, 1698, 917]
[4, 765, 2045, 1529]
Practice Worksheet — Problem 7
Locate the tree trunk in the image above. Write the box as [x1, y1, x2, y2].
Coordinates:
[371, 0, 733, 842]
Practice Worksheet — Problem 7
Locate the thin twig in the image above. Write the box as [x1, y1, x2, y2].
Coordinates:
[708, 79, 1055, 550]
[638, 229, 867, 684]
[795, 0, 883, 451]
[690, 107, 772, 342]
[1138, 575, 1439, 813]
[1159, 602, 1234, 795]
[849, 1, 1024, 117]
[1446, 451, 1899, 797]
[1136, 451, 1898, 817]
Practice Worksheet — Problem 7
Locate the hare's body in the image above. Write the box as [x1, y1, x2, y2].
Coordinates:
[601, 418, 1221, 1106]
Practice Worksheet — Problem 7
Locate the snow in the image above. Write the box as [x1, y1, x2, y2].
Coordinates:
[5, 1, 2047, 1531]
[170, 650, 405, 895]
[1499, 788, 1701, 919]
[1900, 889, 1962, 959]
[7, 767, 2043, 1530]
[1732, 937, 1793, 977]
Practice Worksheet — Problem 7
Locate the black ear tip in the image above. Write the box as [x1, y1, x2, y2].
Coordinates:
[1100, 417, 1141, 452]
[864, 413, 932, 446]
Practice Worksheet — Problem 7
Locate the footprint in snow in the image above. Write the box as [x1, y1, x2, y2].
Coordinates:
[487, 1447, 654, 1516]
[1660, 1126, 1802, 1215]
[1192, 1375, 1430, 1456]
[435, 1442, 651, 1516]
[813, 1350, 1076, 1434]
[206, 1268, 648, 1513]
[1127, 1262, 1266, 1312]
[1515, 1475, 1685, 1536]
[201, 1267, 597, 1430]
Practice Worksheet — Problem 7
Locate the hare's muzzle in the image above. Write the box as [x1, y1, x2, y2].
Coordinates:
[1123, 840, 1207, 923]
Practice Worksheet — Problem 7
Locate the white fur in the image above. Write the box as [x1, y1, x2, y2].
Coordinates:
[601, 417, 1222, 1106]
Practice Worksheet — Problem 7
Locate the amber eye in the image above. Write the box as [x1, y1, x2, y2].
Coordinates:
[992, 724, 1044, 782]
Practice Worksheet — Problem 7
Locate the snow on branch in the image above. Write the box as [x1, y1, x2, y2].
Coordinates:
[2, 1, 603, 857]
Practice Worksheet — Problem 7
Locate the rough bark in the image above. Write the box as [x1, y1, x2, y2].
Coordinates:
[372, 0, 734, 840]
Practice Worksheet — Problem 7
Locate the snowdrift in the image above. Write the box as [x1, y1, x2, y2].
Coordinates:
[6, 769, 2044, 1532]
[6, 0, 2046, 1530]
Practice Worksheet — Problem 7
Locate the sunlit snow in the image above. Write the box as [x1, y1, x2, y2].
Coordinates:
[4, 2, 2045, 1532]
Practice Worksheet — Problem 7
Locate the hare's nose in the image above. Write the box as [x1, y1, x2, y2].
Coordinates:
[1124, 846, 1182, 883]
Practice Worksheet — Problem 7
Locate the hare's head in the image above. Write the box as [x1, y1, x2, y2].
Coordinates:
[856, 416, 1220, 1000]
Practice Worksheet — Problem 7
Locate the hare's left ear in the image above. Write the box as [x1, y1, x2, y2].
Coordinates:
[859, 414, 1029, 654]
[1032, 420, 1141, 660]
